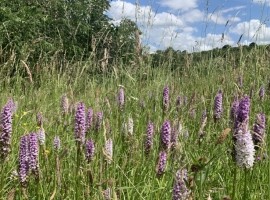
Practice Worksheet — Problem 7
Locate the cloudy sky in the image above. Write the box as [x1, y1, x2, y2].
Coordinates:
[107, 0, 270, 52]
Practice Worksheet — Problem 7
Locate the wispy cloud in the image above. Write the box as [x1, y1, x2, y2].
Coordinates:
[158, 0, 198, 11]
[207, 6, 245, 25]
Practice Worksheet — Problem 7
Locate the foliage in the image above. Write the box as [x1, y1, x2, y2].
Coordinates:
[0, 0, 141, 75]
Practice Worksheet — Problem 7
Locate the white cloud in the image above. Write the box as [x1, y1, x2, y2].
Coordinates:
[108, 0, 204, 52]
[107, 1, 240, 52]
[108, 1, 186, 27]
[230, 19, 270, 44]
[181, 9, 205, 23]
[108, 0, 152, 24]
[159, 0, 198, 11]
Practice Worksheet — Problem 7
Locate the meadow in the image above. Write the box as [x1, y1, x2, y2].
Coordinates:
[0, 45, 269, 200]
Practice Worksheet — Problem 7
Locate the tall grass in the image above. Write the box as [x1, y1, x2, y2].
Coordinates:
[0, 46, 269, 199]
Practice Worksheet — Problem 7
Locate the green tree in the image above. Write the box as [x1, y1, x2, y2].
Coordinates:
[0, 0, 111, 62]
[110, 18, 141, 64]
[0, 0, 142, 76]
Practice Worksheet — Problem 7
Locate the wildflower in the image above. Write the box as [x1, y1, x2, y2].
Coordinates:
[95, 112, 103, 131]
[53, 136, 61, 151]
[198, 110, 207, 137]
[234, 95, 250, 134]
[61, 94, 69, 115]
[75, 102, 86, 143]
[201, 110, 207, 125]
[86, 108, 93, 132]
[230, 97, 239, 123]
[259, 85, 265, 100]
[85, 139, 95, 163]
[236, 96, 250, 123]
[171, 126, 178, 150]
[163, 86, 169, 112]
[29, 133, 39, 177]
[145, 122, 154, 154]
[213, 90, 223, 122]
[104, 138, 113, 164]
[122, 117, 133, 136]
[156, 151, 167, 176]
[37, 128, 45, 146]
[36, 112, 43, 127]
[232, 95, 255, 168]
[127, 117, 134, 135]
[160, 120, 171, 150]
[172, 169, 189, 200]
[0, 99, 14, 160]
[252, 113, 266, 146]
[172, 121, 183, 147]
[103, 188, 111, 200]
[9, 99, 17, 114]
[18, 135, 29, 186]
[234, 130, 255, 168]
[118, 87, 125, 110]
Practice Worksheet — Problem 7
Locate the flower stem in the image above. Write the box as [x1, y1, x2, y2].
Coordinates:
[232, 166, 237, 200]
[244, 168, 247, 200]
[75, 141, 81, 199]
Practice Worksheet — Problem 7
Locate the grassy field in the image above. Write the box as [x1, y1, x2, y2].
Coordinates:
[0, 48, 270, 200]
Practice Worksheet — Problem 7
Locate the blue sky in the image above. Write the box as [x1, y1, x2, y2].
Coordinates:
[107, 0, 270, 52]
